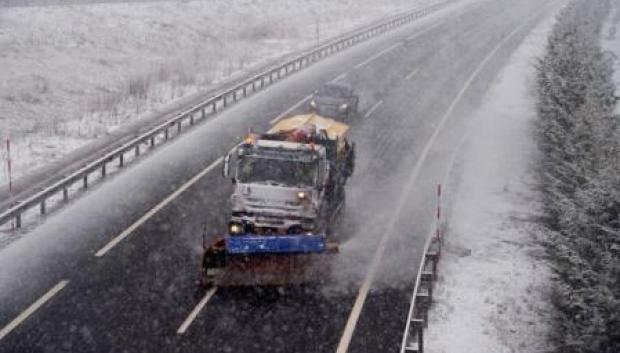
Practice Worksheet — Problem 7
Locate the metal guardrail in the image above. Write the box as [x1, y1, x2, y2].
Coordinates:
[0, 1, 449, 229]
[400, 184, 445, 353]
[399, 232, 442, 353]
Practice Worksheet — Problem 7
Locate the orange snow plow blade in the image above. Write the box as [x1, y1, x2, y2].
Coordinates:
[219, 252, 335, 287]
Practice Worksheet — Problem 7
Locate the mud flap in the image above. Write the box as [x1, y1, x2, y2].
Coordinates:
[200, 238, 227, 288]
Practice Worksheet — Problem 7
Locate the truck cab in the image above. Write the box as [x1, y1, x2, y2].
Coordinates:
[201, 114, 355, 287]
[222, 114, 354, 237]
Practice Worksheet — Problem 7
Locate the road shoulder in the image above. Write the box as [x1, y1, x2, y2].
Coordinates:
[425, 8, 559, 353]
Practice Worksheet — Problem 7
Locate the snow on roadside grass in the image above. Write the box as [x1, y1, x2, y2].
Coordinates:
[425, 11, 558, 353]
[0, 0, 435, 185]
[602, 1, 620, 114]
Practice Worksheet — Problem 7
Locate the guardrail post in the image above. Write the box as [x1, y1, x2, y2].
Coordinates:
[190, 114, 195, 125]
[416, 320, 424, 353]
[425, 278, 433, 305]
[118, 154, 124, 168]
[83, 174, 88, 189]
[150, 136, 155, 147]
[101, 163, 106, 178]
[177, 121, 182, 134]
[201, 108, 205, 120]
[415, 294, 429, 328]
[40, 199, 46, 215]
[432, 250, 439, 279]
[135, 145, 140, 157]
[223, 96, 228, 108]
[63, 187, 69, 202]
[233, 90, 237, 102]
[212, 101, 217, 113]
[15, 214, 21, 229]
[243, 86, 247, 97]
[164, 128, 169, 140]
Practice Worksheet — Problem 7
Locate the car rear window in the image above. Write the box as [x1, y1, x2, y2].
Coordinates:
[317, 84, 350, 98]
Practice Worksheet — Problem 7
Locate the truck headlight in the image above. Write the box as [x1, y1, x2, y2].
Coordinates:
[297, 191, 307, 200]
[229, 223, 243, 234]
[310, 100, 317, 108]
[339, 103, 348, 111]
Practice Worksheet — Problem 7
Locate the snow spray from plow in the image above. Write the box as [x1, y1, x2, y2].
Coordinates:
[400, 184, 444, 353]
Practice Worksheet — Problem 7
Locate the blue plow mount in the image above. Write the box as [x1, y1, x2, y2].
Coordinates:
[226, 234, 327, 255]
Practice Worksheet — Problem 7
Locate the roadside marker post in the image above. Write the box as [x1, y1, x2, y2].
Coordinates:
[436, 183, 442, 241]
[6, 139, 14, 230]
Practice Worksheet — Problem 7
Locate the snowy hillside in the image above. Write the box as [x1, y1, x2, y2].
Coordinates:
[0, 0, 434, 184]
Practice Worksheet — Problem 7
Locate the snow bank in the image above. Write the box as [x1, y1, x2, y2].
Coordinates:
[0, 0, 434, 185]
[603, 1, 620, 114]
[424, 11, 558, 353]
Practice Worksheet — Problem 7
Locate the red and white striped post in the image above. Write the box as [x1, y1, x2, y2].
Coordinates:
[6, 138, 14, 229]
[436, 183, 442, 241]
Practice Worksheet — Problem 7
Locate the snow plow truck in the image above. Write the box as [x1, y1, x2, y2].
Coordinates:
[200, 113, 355, 287]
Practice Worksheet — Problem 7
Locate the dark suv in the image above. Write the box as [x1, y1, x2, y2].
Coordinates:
[310, 83, 359, 120]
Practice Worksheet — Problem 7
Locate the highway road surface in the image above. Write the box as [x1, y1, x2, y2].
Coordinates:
[0, 0, 560, 352]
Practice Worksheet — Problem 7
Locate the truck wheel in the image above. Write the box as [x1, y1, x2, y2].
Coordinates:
[326, 197, 345, 238]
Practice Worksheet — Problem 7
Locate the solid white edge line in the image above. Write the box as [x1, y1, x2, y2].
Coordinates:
[399, 132, 469, 352]
[354, 42, 403, 70]
[95, 157, 224, 257]
[335, 225, 390, 353]
[336, 7, 544, 353]
[406, 20, 444, 41]
[270, 94, 313, 125]
[363, 101, 384, 119]
[405, 68, 421, 81]
[0, 280, 69, 340]
[176, 287, 218, 335]
[398, 2, 562, 351]
[330, 72, 349, 83]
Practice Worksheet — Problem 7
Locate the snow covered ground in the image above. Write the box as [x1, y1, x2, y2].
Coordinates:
[424, 10, 559, 353]
[603, 0, 620, 114]
[0, 0, 435, 185]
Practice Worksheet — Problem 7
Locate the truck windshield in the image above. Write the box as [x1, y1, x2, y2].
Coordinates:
[236, 157, 317, 187]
